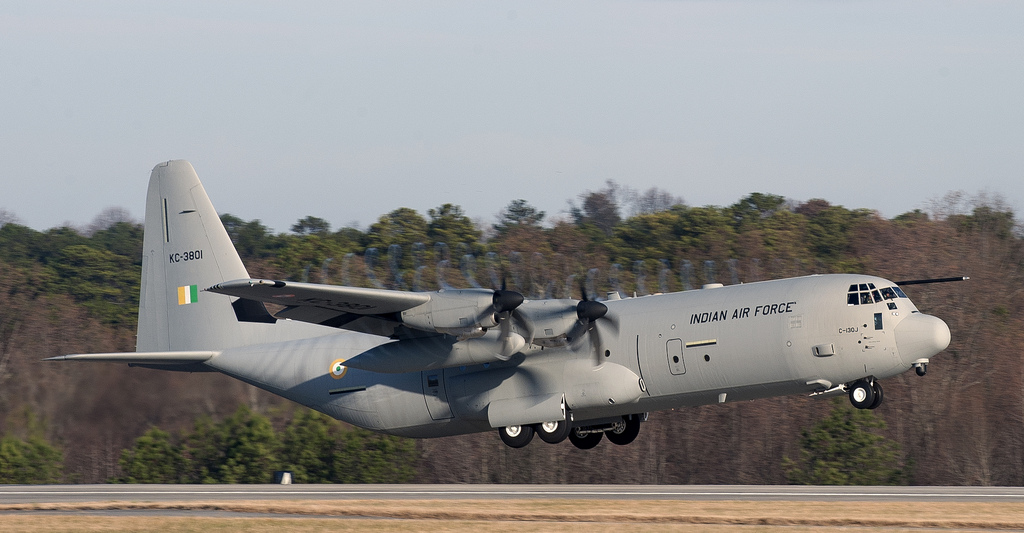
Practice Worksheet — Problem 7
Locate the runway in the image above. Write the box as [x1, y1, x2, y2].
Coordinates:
[4, 484, 1024, 505]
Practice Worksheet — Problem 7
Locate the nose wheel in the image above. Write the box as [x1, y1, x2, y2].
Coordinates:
[848, 379, 884, 410]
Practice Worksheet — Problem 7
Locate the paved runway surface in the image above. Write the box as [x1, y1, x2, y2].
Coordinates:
[4, 484, 1024, 505]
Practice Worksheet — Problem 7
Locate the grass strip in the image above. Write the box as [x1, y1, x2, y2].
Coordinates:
[2, 499, 1024, 530]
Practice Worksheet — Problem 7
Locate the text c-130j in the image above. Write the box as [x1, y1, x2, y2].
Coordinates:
[50, 161, 959, 449]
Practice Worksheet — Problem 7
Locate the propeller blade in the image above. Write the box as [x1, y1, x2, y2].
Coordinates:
[492, 285, 526, 359]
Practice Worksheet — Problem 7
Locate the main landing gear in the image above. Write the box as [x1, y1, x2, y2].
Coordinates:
[498, 414, 645, 449]
[848, 379, 884, 410]
[498, 419, 571, 448]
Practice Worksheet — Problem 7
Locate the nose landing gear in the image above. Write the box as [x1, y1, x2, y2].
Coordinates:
[848, 379, 884, 410]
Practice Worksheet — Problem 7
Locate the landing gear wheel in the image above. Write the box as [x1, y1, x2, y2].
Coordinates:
[536, 420, 570, 444]
[849, 380, 876, 410]
[868, 381, 884, 410]
[568, 428, 603, 450]
[498, 425, 534, 448]
[605, 415, 641, 446]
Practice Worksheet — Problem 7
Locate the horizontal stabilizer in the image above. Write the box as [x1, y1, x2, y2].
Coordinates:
[46, 351, 219, 364]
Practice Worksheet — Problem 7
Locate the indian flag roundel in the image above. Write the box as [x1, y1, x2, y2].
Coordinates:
[329, 359, 348, 379]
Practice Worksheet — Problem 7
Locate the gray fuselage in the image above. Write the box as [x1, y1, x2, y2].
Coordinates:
[205, 273, 946, 438]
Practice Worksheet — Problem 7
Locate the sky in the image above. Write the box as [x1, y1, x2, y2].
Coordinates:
[2, 1, 1022, 233]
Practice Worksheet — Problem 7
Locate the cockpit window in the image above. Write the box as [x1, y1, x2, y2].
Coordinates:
[847, 284, 907, 305]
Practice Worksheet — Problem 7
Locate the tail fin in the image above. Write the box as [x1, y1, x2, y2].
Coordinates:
[136, 160, 261, 351]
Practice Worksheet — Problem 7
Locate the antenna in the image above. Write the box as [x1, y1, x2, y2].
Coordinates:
[895, 276, 970, 286]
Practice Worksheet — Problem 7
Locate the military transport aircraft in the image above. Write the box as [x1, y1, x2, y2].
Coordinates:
[50, 160, 955, 449]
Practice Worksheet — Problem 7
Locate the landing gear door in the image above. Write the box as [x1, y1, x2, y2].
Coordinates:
[422, 371, 454, 420]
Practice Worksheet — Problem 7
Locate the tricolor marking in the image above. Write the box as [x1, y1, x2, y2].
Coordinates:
[178, 285, 199, 305]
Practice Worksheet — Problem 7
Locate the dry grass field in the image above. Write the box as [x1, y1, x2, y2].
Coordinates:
[2, 499, 1024, 532]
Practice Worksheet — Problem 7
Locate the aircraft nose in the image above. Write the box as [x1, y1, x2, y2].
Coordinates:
[894, 313, 950, 364]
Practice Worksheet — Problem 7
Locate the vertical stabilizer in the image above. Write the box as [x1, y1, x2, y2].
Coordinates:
[137, 160, 254, 351]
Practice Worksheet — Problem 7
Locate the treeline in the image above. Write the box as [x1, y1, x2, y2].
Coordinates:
[117, 406, 415, 484]
[0, 185, 1021, 485]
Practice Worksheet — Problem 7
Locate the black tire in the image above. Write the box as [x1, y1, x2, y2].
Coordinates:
[605, 415, 641, 446]
[536, 420, 570, 444]
[498, 425, 534, 448]
[568, 428, 603, 450]
[868, 381, 884, 410]
[849, 380, 875, 409]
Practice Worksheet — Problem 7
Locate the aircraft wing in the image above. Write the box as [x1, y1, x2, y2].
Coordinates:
[207, 279, 433, 337]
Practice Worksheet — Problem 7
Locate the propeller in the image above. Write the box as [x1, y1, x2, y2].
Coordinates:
[492, 285, 524, 315]
[568, 282, 618, 362]
[492, 279, 527, 360]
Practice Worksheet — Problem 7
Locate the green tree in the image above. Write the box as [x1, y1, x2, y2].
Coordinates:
[221, 214, 279, 259]
[0, 435, 63, 483]
[674, 206, 736, 259]
[48, 244, 140, 325]
[183, 415, 229, 483]
[366, 208, 429, 250]
[280, 408, 418, 483]
[180, 406, 281, 483]
[279, 409, 337, 483]
[291, 216, 332, 236]
[572, 184, 621, 237]
[494, 199, 545, 235]
[116, 427, 185, 483]
[784, 399, 906, 485]
[428, 204, 481, 246]
[334, 427, 417, 483]
[216, 406, 280, 483]
[0, 411, 63, 484]
[802, 205, 872, 261]
[729, 192, 787, 229]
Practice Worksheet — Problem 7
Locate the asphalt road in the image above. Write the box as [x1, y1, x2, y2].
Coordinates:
[3, 484, 1024, 505]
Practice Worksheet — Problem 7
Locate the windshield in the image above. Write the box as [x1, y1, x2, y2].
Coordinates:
[847, 283, 908, 306]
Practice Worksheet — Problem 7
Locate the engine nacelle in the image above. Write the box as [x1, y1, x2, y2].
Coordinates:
[400, 289, 500, 335]
[515, 299, 581, 346]
[343, 333, 521, 374]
